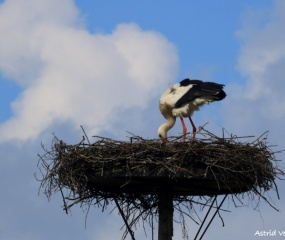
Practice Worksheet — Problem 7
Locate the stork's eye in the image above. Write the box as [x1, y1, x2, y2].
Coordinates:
[159, 134, 162, 138]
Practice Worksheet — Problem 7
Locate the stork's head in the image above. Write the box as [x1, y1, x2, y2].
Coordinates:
[158, 125, 168, 143]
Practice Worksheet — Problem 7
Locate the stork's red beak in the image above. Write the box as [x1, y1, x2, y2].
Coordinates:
[162, 138, 167, 144]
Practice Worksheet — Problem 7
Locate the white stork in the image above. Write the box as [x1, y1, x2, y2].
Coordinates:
[158, 78, 226, 142]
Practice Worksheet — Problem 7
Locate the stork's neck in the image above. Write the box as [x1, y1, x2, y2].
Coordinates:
[159, 115, 176, 137]
[165, 115, 176, 130]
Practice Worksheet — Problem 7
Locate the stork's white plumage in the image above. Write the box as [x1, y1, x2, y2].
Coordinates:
[158, 78, 226, 142]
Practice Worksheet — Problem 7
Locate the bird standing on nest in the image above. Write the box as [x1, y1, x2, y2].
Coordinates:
[158, 78, 226, 143]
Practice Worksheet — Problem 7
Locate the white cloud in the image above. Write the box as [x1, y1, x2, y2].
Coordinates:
[222, 0, 285, 137]
[0, 0, 179, 142]
[0, 0, 81, 84]
[236, 0, 285, 100]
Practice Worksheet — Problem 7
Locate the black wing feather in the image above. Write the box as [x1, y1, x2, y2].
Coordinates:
[175, 81, 226, 108]
[179, 78, 203, 86]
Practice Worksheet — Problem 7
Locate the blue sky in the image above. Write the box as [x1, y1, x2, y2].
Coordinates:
[0, 0, 284, 239]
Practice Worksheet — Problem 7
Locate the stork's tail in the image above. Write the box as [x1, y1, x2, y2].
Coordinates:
[213, 89, 226, 101]
[199, 82, 226, 101]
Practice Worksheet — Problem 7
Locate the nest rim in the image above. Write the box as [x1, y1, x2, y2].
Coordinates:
[48, 129, 278, 198]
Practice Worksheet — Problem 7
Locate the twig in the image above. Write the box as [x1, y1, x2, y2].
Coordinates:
[80, 125, 91, 145]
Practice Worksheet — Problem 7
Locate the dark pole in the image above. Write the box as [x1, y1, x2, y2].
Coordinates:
[158, 185, 173, 240]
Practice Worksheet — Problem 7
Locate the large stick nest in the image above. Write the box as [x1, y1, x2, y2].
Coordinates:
[37, 127, 283, 239]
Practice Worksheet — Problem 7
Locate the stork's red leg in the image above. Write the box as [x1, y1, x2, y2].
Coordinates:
[189, 116, 196, 140]
[180, 117, 187, 142]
